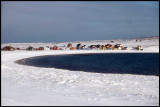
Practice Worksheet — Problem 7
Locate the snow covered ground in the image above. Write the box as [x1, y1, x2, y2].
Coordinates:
[1, 37, 159, 106]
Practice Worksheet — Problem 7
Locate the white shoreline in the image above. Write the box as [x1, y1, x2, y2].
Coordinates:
[1, 35, 159, 106]
[2, 50, 159, 106]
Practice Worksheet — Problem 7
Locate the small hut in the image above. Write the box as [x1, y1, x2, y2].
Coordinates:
[99, 45, 106, 50]
[105, 44, 111, 49]
[89, 45, 96, 49]
[26, 46, 34, 51]
[53, 45, 59, 50]
[67, 43, 72, 48]
[70, 47, 76, 50]
[38, 47, 44, 51]
[76, 44, 82, 49]
[114, 44, 123, 50]
[81, 45, 88, 49]
[96, 44, 101, 48]
[135, 46, 143, 50]
[2, 46, 15, 51]
[16, 48, 20, 50]
[105, 44, 113, 50]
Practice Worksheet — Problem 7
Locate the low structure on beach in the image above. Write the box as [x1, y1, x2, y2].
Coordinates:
[114, 44, 123, 48]
[16, 48, 20, 50]
[38, 47, 44, 51]
[96, 44, 101, 48]
[105, 44, 110, 48]
[81, 45, 88, 49]
[2, 46, 15, 51]
[26, 46, 34, 51]
[89, 45, 96, 49]
[70, 47, 76, 50]
[135, 45, 143, 50]
[53, 45, 59, 50]
[114, 44, 123, 50]
[76, 44, 88, 49]
[76, 44, 82, 49]
[67, 43, 72, 48]
[105, 44, 114, 50]
[99, 45, 106, 50]
[109, 45, 114, 49]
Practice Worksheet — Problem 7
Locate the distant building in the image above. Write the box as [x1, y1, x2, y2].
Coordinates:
[114, 44, 123, 48]
[76, 44, 82, 49]
[38, 47, 44, 51]
[70, 47, 76, 50]
[135, 46, 143, 50]
[81, 45, 88, 49]
[99, 45, 106, 50]
[53, 45, 59, 50]
[16, 48, 20, 50]
[2, 46, 15, 51]
[89, 45, 96, 49]
[96, 44, 101, 48]
[26, 46, 34, 51]
[67, 43, 72, 48]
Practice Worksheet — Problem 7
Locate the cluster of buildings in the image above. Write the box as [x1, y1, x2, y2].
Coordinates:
[1, 43, 143, 51]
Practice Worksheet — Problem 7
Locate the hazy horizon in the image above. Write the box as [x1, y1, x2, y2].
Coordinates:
[2, 1, 159, 43]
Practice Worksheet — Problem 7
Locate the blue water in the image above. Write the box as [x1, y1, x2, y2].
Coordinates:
[18, 53, 159, 76]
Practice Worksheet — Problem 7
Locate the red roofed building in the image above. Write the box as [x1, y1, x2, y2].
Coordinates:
[38, 47, 44, 51]
[67, 43, 72, 48]
[53, 45, 59, 50]
[16, 48, 20, 50]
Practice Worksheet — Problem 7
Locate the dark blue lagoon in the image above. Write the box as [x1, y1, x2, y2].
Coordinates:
[16, 53, 159, 76]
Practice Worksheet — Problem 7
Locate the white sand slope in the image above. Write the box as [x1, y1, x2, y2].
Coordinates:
[1, 37, 159, 106]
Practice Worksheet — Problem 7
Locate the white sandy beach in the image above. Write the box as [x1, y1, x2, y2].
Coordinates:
[1, 37, 159, 106]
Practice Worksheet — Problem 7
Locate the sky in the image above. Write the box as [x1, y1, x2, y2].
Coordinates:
[1, 1, 159, 43]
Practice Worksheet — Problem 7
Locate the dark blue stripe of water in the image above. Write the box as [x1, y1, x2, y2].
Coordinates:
[21, 53, 159, 76]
